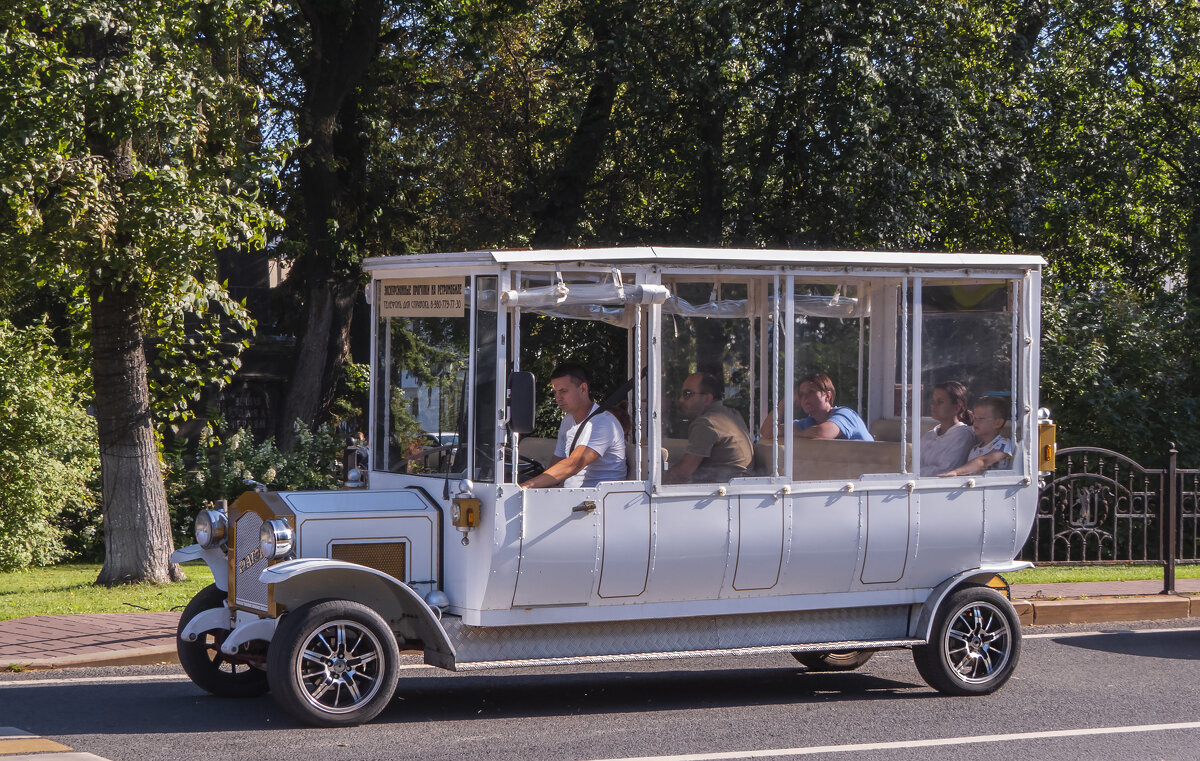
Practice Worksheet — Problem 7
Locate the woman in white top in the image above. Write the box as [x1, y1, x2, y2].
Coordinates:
[920, 381, 976, 476]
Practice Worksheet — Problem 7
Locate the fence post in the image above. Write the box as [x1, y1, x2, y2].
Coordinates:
[1162, 442, 1178, 595]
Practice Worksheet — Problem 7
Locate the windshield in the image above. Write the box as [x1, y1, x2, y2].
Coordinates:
[372, 276, 479, 479]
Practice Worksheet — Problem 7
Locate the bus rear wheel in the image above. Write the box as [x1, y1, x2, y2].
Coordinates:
[913, 585, 1021, 696]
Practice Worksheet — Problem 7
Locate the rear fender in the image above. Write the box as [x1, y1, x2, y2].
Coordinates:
[910, 561, 1032, 642]
[261, 558, 455, 661]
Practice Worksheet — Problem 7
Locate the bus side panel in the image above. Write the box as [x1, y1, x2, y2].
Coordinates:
[642, 495, 730, 603]
[776, 491, 860, 596]
[906, 488, 985, 588]
[982, 485, 1024, 565]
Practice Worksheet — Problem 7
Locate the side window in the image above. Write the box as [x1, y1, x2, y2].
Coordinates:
[918, 279, 1016, 476]
[659, 279, 757, 485]
[786, 280, 884, 480]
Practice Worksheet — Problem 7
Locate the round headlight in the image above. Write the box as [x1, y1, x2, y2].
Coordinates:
[259, 518, 294, 560]
[194, 509, 227, 548]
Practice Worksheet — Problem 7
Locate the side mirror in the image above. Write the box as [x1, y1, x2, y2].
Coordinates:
[508, 371, 536, 434]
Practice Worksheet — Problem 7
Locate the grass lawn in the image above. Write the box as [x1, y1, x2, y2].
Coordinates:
[1004, 563, 1200, 585]
[0, 562, 215, 621]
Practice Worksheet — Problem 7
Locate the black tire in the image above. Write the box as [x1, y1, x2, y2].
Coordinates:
[792, 649, 875, 671]
[913, 585, 1022, 696]
[267, 599, 401, 727]
[176, 584, 270, 698]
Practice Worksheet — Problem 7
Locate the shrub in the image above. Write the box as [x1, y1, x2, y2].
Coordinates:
[165, 419, 344, 547]
[0, 321, 99, 570]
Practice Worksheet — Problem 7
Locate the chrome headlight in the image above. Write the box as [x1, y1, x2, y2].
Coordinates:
[194, 509, 227, 548]
[259, 518, 294, 560]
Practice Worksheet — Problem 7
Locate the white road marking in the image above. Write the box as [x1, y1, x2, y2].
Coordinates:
[584, 721, 1200, 761]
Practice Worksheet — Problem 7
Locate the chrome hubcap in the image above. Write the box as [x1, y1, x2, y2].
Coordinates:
[295, 620, 385, 714]
[944, 601, 1011, 684]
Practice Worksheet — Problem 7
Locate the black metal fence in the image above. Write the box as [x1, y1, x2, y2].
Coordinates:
[1020, 445, 1200, 586]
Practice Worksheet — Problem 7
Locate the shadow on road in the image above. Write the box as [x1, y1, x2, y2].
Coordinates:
[1048, 628, 1200, 661]
[0, 658, 936, 734]
[375, 662, 931, 726]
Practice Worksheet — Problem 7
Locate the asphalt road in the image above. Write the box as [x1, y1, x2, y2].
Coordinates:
[2, 619, 1198, 761]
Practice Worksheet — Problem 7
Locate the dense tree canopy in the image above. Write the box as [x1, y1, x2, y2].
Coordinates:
[3, 0, 1200, 573]
[0, 0, 277, 580]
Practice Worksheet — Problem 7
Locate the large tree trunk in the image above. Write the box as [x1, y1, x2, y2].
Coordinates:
[92, 278, 182, 585]
[277, 0, 383, 449]
[530, 3, 632, 247]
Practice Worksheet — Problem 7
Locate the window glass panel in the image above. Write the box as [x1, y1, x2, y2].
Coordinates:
[785, 280, 887, 479]
[372, 278, 470, 478]
[660, 279, 756, 484]
[919, 280, 1015, 475]
[473, 276, 498, 482]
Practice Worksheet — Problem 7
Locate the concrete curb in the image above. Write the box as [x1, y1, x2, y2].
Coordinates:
[5, 645, 179, 671]
[1017, 594, 1195, 627]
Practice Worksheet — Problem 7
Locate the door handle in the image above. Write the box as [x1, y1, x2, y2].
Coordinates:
[572, 500, 597, 514]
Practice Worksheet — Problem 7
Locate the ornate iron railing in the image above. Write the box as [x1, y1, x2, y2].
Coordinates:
[1021, 445, 1200, 582]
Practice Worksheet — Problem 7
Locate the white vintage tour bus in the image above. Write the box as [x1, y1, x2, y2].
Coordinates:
[173, 247, 1052, 726]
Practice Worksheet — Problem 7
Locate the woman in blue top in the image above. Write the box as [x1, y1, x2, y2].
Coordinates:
[759, 373, 873, 441]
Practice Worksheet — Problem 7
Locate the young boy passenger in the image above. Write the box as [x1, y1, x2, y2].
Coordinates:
[938, 396, 1013, 477]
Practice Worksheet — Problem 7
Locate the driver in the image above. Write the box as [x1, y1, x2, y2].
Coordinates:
[519, 363, 626, 489]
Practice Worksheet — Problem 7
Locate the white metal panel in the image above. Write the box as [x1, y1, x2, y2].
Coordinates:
[437, 604, 914, 668]
[731, 494, 784, 591]
[860, 489, 911, 584]
[643, 495, 731, 602]
[982, 485, 1023, 565]
[512, 488, 599, 606]
[363, 248, 1046, 274]
[598, 491, 651, 598]
[297, 516, 435, 583]
[906, 488, 985, 587]
[779, 491, 861, 595]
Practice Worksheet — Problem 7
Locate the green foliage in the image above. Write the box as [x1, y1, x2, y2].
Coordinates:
[0, 0, 280, 426]
[1041, 282, 1200, 467]
[329, 362, 371, 435]
[165, 420, 343, 547]
[0, 321, 99, 571]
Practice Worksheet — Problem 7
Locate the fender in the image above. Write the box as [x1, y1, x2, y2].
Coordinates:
[260, 558, 456, 661]
[219, 617, 279, 655]
[171, 544, 229, 591]
[179, 606, 231, 642]
[909, 560, 1032, 642]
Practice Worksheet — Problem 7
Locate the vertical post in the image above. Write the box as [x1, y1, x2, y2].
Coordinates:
[1163, 441, 1178, 595]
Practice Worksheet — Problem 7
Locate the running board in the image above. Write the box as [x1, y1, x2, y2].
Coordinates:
[449, 638, 924, 672]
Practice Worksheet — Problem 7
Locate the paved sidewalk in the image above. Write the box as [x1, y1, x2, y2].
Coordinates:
[2, 580, 1197, 671]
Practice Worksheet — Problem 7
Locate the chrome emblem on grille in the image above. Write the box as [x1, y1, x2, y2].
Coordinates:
[238, 547, 264, 574]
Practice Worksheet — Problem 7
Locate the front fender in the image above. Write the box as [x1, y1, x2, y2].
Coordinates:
[260, 558, 455, 661]
[171, 544, 229, 591]
[909, 561, 1032, 642]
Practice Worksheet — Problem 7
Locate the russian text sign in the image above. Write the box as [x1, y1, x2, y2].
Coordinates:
[379, 278, 465, 317]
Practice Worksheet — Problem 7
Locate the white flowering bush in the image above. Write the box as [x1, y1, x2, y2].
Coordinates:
[166, 419, 343, 547]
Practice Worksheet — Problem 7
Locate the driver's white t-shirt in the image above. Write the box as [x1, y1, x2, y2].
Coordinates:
[554, 404, 627, 487]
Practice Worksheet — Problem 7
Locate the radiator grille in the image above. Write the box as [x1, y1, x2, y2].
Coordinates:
[233, 510, 269, 612]
[331, 542, 407, 582]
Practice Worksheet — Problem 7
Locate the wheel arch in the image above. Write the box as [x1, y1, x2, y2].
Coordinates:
[910, 561, 1030, 642]
[262, 558, 455, 661]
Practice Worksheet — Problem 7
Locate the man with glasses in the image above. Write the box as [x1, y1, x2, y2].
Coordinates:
[663, 372, 753, 484]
